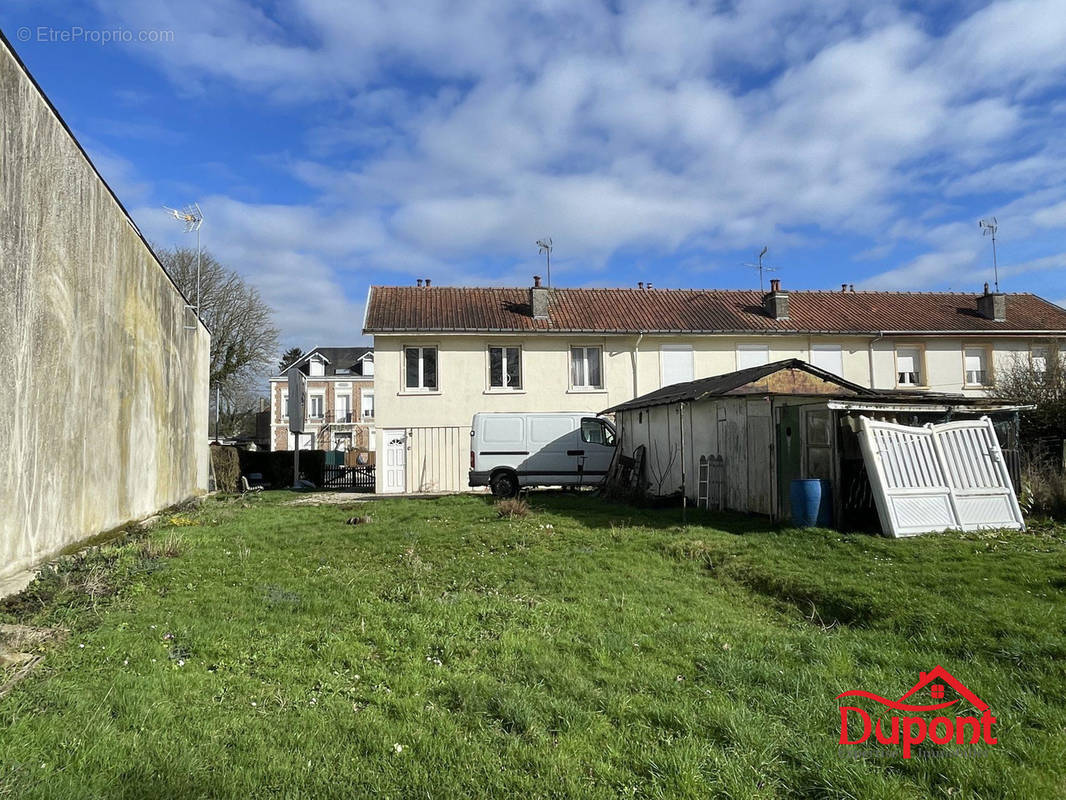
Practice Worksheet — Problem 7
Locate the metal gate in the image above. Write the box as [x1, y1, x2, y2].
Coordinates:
[323, 464, 375, 491]
[858, 416, 1024, 537]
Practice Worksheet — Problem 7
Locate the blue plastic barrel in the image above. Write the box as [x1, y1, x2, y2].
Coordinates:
[790, 479, 832, 527]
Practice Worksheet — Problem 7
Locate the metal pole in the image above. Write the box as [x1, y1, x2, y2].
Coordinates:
[547, 247, 551, 289]
[992, 230, 999, 292]
[196, 226, 201, 314]
[214, 385, 220, 441]
[293, 433, 300, 487]
[679, 402, 687, 524]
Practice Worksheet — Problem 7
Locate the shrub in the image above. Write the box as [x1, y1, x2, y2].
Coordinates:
[495, 498, 531, 519]
[210, 445, 241, 493]
[1019, 457, 1066, 518]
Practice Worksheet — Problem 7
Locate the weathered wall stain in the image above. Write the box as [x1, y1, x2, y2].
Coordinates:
[0, 37, 209, 580]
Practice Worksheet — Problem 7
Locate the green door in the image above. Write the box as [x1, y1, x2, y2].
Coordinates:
[776, 405, 803, 520]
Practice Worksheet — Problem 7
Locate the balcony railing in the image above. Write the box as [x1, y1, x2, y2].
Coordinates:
[278, 409, 374, 425]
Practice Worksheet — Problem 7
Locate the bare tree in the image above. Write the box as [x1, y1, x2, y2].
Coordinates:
[994, 344, 1066, 439]
[158, 246, 280, 389]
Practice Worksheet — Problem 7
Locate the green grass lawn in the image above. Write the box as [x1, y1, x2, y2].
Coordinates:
[0, 492, 1064, 799]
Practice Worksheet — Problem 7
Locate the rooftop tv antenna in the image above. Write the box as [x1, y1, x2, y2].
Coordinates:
[743, 246, 776, 292]
[536, 237, 553, 287]
[164, 203, 204, 329]
[979, 217, 999, 292]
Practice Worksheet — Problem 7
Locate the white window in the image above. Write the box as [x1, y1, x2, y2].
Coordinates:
[361, 356, 374, 377]
[336, 394, 352, 422]
[571, 346, 603, 389]
[737, 344, 769, 370]
[897, 346, 922, 386]
[810, 343, 843, 376]
[404, 347, 438, 391]
[489, 346, 522, 389]
[660, 345, 694, 387]
[281, 391, 288, 420]
[309, 357, 325, 377]
[964, 347, 989, 386]
[361, 389, 375, 419]
[309, 394, 325, 419]
[1032, 345, 1049, 376]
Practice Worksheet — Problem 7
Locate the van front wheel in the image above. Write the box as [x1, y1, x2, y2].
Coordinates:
[491, 471, 519, 498]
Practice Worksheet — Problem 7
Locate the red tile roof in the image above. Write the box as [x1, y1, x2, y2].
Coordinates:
[363, 286, 1066, 335]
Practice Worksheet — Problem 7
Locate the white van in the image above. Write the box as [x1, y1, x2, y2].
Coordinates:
[469, 412, 617, 497]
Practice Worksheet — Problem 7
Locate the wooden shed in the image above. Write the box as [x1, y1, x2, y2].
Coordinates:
[602, 359, 1023, 529]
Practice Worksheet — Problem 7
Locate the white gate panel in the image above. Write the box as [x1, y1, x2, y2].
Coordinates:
[858, 416, 1024, 537]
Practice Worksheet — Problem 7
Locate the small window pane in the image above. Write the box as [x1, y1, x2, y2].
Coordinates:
[897, 347, 921, 385]
[965, 348, 987, 385]
[571, 347, 585, 386]
[423, 348, 438, 389]
[1033, 346, 1048, 374]
[587, 347, 602, 387]
[489, 347, 504, 387]
[506, 347, 521, 388]
[405, 348, 419, 388]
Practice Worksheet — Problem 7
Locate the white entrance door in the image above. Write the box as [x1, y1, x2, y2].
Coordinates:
[383, 429, 407, 493]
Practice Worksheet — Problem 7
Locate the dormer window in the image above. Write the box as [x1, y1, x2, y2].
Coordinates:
[309, 356, 325, 377]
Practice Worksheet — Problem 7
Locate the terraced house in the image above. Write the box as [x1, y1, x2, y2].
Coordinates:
[362, 277, 1066, 494]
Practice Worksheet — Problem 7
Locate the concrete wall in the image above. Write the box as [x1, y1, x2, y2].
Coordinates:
[0, 37, 210, 580]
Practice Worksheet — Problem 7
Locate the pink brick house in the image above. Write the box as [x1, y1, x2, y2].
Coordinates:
[269, 347, 374, 451]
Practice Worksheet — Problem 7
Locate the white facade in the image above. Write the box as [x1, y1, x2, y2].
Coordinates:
[369, 331, 1053, 493]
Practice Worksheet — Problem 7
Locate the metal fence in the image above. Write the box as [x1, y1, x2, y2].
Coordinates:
[323, 464, 375, 491]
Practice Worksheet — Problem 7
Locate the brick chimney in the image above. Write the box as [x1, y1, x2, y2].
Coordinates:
[977, 282, 1006, 322]
[763, 278, 789, 320]
[530, 275, 549, 320]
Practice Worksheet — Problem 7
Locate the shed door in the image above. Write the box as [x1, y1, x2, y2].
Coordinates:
[776, 405, 802, 520]
[746, 400, 772, 515]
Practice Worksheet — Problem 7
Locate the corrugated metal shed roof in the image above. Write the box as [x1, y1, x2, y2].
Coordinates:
[602, 359, 878, 412]
[601, 359, 1018, 414]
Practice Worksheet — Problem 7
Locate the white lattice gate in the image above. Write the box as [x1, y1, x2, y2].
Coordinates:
[857, 416, 1024, 537]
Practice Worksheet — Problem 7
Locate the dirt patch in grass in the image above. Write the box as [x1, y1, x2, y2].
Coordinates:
[0, 623, 67, 698]
[284, 492, 374, 506]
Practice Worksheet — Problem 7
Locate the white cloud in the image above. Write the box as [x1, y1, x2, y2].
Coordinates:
[78, 0, 1066, 339]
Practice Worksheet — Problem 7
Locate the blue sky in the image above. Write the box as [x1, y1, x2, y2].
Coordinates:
[5, 1, 1066, 349]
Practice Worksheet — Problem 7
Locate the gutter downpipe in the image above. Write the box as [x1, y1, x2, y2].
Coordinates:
[868, 331, 885, 390]
[632, 332, 644, 398]
[679, 401, 686, 525]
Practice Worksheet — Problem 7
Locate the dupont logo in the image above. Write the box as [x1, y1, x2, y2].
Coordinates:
[836, 666, 997, 759]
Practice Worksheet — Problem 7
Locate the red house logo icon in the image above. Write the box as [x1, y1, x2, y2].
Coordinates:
[836, 666, 997, 759]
